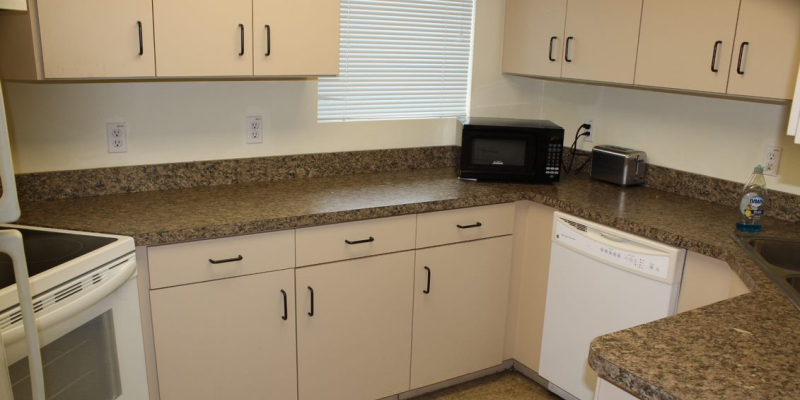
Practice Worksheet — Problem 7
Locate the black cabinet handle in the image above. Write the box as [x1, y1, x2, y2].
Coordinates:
[265, 24, 271, 56]
[307, 286, 314, 317]
[208, 255, 243, 264]
[711, 40, 722, 72]
[280, 289, 288, 321]
[457, 222, 483, 229]
[565, 36, 574, 62]
[345, 236, 374, 245]
[423, 266, 431, 294]
[549, 36, 557, 62]
[239, 24, 245, 56]
[736, 41, 749, 75]
[137, 21, 143, 56]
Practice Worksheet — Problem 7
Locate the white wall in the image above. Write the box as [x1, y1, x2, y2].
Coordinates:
[539, 80, 800, 194]
[2, 0, 542, 174]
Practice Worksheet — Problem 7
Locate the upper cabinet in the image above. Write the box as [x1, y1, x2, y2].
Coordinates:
[502, 0, 643, 85]
[37, 0, 155, 78]
[560, 0, 642, 84]
[502, 0, 567, 79]
[726, 0, 800, 99]
[635, 0, 740, 93]
[253, 0, 339, 76]
[153, 0, 253, 77]
[503, 0, 800, 100]
[0, 0, 339, 80]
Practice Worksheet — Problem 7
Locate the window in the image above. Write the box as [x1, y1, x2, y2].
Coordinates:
[318, 0, 475, 122]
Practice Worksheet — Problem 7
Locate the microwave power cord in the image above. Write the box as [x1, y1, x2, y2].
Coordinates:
[563, 123, 592, 174]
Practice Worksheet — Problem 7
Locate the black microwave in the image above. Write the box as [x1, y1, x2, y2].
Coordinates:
[457, 117, 564, 183]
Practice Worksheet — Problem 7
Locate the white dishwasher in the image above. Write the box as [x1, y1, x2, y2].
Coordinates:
[539, 212, 686, 400]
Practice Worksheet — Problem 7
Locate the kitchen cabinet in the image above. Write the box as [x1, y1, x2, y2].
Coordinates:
[410, 236, 513, 389]
[153, 0, 253, 77]
[726, 0, 800, 99]
[36, 0, 155, 78]
[295, 251, 414, 400]
[635, 0, 740, 93]
[502, 0, 567, 79]
[677, 251, 750, 313]
[150, 269, 298, 400]
[559, 0, 642, 84]
[502, 0, 642, 84]
[253, 0, 339, 76]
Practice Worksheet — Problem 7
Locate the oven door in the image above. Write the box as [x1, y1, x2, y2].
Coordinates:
[459, 130, 540, 182]
[2, 255, 148, 400]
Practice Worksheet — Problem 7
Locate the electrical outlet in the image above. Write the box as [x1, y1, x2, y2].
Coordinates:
[246, 116, 264, 144]
[106, 123, 128, 153]
[762, 145, 782, 177]
[583, 120, 594, 143]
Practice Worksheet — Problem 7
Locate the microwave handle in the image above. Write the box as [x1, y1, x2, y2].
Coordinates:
[0, 83, 21, 223]
[0, 230, 45, 400]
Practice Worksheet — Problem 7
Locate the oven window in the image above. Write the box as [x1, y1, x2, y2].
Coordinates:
[471, 139, 527, 167]
[9, 310, 122, 400]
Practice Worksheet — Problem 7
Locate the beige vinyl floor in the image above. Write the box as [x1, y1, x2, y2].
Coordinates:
[412, 371, 560, 400]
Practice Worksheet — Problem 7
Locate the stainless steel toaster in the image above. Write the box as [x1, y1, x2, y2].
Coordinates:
[590, 145, 647, 187]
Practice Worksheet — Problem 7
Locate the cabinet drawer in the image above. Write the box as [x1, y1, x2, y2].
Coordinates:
[416, 203, 515, 248]
[148, 230, 295, 289]
[296, 215, 417, 267]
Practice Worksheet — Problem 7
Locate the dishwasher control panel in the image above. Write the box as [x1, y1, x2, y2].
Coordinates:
[554, 220, 671, 280]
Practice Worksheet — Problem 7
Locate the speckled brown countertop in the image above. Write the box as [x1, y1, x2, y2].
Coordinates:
[14, 167, 800, 399]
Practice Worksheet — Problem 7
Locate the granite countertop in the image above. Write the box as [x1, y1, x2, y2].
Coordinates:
[16, 167, 800, 399]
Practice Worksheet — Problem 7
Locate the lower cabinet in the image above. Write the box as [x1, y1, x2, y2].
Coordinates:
[295, 251, 415, 400]
[150, 269, 297, 400]
[410, 236, 513, 389]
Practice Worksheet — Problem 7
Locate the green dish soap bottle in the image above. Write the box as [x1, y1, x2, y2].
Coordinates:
[736, 165, 768, 232]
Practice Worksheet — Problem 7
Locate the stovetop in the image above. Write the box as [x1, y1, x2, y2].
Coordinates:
[0, 227, 117, 291]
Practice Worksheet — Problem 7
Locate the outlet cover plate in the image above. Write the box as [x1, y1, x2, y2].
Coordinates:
[762, 146, 781, 177]
[246, 116, 264, 144]
[106, 123, 128, 153]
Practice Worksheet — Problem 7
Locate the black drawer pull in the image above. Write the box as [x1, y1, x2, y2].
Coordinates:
[137, 21, 143, 56]
[208, 255, 243, 264]
[711, 40, 722, 72]
[265, 24, 271, 56]
[736, 41, 749, 75]
[345, 236, 375, 245]
[548, 36, 557, 61]
[565, 36, 574, 62]
[423, 266, 431, 294]
[239, 24, 245, 56]
[280, 289, 288, 321]
[307, 286, 314, 317]
[457, 222, 483, 229]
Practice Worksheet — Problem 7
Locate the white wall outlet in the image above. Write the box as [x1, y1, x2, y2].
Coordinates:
[106, 122, 128, 153]
[583, 120, 594, 143]
[246, 116, 264, 144]
[762, 145, 782, 177]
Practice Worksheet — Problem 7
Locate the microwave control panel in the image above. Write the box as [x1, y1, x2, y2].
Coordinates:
[546, 143, 561, 176]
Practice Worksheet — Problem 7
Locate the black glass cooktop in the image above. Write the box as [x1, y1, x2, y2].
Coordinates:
[0, 227, 117, 291]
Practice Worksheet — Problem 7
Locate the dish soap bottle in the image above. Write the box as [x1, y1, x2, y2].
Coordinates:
[736, 165, 768, 232]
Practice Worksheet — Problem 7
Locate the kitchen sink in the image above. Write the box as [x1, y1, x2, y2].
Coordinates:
[732, 234, 800, 311]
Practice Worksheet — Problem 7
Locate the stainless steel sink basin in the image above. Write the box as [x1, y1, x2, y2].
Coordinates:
[732, 234, 800, 311]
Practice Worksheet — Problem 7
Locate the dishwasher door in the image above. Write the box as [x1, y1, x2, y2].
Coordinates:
[539, 213, 685, 400]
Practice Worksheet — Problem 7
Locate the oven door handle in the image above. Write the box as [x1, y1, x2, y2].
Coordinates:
[1, 255, 137, 346]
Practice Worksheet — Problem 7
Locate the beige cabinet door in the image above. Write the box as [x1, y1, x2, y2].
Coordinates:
[726, 0, 800, 99]
[410, 236, 513, 389]
[502, 0, 567, 78]
[296, 251, 414, 400]
[253, 0, 339, 76]
[561, 0, 643, 84]
[635, 0, 740, 93]
[36, 0, 155, 78]
[153, 0, 252, 77]
[151, 269, 297, 400]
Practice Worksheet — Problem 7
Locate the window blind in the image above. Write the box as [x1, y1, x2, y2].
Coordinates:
[318, 0, 475, 122]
